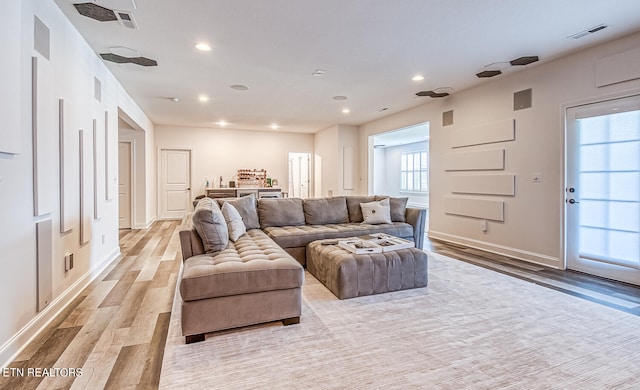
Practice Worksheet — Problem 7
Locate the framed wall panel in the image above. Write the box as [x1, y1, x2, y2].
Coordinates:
[451, 119, 515, 148]
[444, 196, 504, 221]
[596, 47, 640, 87]
[105, 110, 113, 200]
[0, 0, 22, 154]
[450, 174, 515, 196]
[93, 119, 103, 220]
[36, 218, 53, 312]
[32, 56, 56, 216]
[59, 99, 72, 232]
[79, 130, 92, 245]
[343, 146, 354, 190]
[444, 149, 505, 171]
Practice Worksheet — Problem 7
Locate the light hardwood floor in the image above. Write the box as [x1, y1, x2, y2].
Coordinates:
[1, 220, 182, 390]
[1, 222, 638, 389]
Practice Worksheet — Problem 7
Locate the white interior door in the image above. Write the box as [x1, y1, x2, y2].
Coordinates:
[160, 148, 191, 219]
[118, 141, 132, 229]
[288, 152, 310, 198]
[566, 95, 640, 285]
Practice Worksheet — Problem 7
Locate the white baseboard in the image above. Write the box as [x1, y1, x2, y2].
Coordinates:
[134, 216, 156, 229]
[427, 230, 561, 269]
[0, 248, 121, 369]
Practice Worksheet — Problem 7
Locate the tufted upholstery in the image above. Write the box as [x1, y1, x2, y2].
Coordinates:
[263, 222, 414, 250]
[180, 229, 304, 302]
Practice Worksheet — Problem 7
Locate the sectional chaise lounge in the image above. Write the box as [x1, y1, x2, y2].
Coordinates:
[178, 195, 426, 343]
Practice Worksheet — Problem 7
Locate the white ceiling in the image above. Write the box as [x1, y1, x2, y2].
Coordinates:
[55, 0, 640, 134]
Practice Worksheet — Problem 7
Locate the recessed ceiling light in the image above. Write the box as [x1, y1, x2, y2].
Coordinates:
[198, 95, 209, 102]
[379, 107, 388, 112]
[270, 123, 280, 130]
[195, 43, 211, 51]
[312, 69, 326, 76]
[412, 75, 424, 81]
[216, 120, 228, 127]
[230, 84, 249, 91]
[333, 95, 347, 101]
[342, 108, 350, 114]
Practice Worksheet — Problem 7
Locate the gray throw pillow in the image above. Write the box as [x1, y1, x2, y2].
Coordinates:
[220, 194, 260, 229]
[191, 198, 229, 253]
[346, 196, 375, 222]
[360, 198, 392, 224]
[375, 196, 408, 222]
[303, 197, 349, 225]
[221, 202, 247, 241]
[258, 198, 306, 228]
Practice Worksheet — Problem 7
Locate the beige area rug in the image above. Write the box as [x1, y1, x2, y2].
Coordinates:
[160, 252, 640, 389]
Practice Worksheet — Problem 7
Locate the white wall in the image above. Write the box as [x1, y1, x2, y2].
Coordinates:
[154, 125, 314, 200]
[360, 31, 640, 268]
[314, 124, 359, 197]
[0, 0, 152, 367]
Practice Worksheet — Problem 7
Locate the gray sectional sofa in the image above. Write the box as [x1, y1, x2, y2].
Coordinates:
[178, 194, 426, 343]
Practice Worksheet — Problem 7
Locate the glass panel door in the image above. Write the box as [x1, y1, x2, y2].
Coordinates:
[566, 95, 640, 285]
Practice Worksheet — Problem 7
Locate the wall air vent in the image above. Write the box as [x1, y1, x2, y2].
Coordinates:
[116, 11, 138, 29]
[568, 24, 608, 39]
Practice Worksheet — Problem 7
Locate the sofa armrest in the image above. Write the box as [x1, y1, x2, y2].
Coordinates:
[405, 207, 426, 249]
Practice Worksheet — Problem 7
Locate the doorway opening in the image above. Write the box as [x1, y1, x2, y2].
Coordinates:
[369, 122, 430, 230]
[288, 152, 310, 198]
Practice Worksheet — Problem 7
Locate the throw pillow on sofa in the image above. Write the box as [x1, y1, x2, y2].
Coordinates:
[217, 194, 260, 229]
[303, 197, 349, 225]
[221, 202, 247, 241]
[360, 198, 392, 224]
[258, 198, 306, 228]
[346, 196, 375, 222]
[191, 197, 229, 253]
[374, 195, 408, 222]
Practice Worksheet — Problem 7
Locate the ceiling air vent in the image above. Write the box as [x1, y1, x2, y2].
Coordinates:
[568, 24, 607, 39]
[116, 11, 138, 29]
[73, 3, 117, 22]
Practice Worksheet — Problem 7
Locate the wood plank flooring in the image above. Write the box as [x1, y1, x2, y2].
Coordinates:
[426, 238, 640, 316]
[2, 222, 639, 390]
[1, 220, 181, 390]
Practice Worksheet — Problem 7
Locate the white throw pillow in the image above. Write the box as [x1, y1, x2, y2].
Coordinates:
[221, 202, 247, 241]
[360, 198, 392, 224]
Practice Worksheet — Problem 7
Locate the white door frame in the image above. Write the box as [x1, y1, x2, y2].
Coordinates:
[118, 140, 134, 229]
[563, 91, 640, 285]
[157, 146, 194, 220]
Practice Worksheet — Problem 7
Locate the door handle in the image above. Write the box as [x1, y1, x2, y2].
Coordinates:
[186, 187, 191, 191]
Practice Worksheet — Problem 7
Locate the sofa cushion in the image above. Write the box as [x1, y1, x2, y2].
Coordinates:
[258, 198, 305, 228]
[218, 194, 260, 229]
[346, 196, 375, 222]
[361, 198, 392, 224]
[303, 197, 349, 225]
[179, 230, 304, 301]
[375, 196, 408, 222]
[191, 198, 229, 254]
[221, 202, 247, 241]
[263, 222, 414, 249]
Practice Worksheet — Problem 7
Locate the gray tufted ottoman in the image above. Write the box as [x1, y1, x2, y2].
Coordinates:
[306, 238, 428, 299]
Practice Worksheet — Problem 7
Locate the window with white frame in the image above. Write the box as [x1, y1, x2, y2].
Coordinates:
[401, 150, 428, 192]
